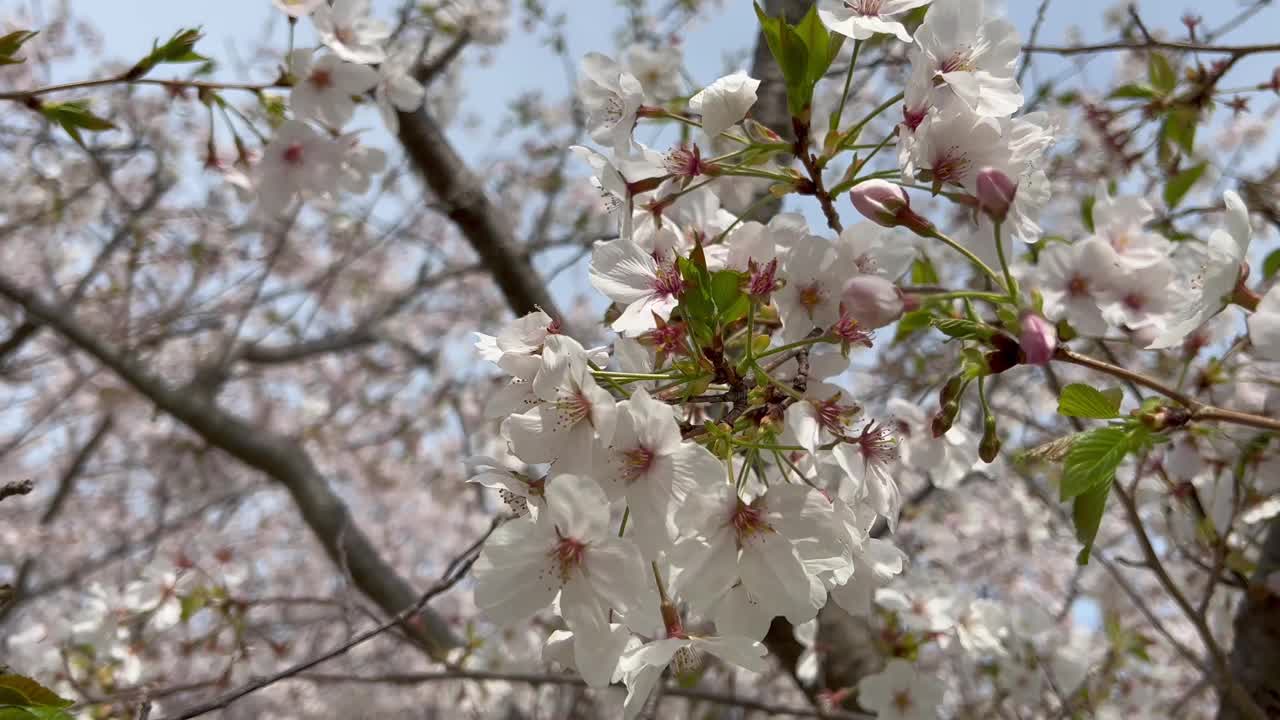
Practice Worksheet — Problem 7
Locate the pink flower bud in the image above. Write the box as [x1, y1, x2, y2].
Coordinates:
[840, 275, 904, 330]
[976, 167, 1017, 222]
[1019, 311, 1057, 365]
[849, 180, 909, 227]
[848, 180, 935, 237]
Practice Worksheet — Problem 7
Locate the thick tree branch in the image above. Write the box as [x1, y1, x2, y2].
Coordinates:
[396, 64, 565, 324]
[0, 274, 462, 657]
[1220, 518, 1280, 719]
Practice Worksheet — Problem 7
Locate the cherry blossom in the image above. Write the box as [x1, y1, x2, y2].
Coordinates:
[595, 389, 722, 558]
[288, 49, 380, 128]
[819, 0, 934, 43]
[312, 0, 389, 64]
[856, 658, 945, 720]
[578, 53, 646, 155]
[472, 475, 658, 685]
[912, 0, 1024, 117]
[689, 71, 761, 141]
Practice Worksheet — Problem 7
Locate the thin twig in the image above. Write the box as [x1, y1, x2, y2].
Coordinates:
[157, 519, 502, 720]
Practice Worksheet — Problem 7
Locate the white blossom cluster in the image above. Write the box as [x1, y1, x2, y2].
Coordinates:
[460, 0, 1078, 716]
[1025, 183, 1254, 351]
[248, 0, 432, 215]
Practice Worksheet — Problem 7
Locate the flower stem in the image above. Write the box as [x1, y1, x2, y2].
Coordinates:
[926, 229, 1006, 289]
[839, 90, 905, 151]
[756, 335, 831, 359]
[991, 220, 1019, 304]
[829, 40, 862, 137]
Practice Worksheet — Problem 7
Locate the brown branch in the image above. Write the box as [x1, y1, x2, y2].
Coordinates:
[0, 478, 33, 503]
[1114, 486, 1268, 720]
[1221, 517, 1280, 719]
[396, 67, 566, 324]
[156, 520, 498, 720]
[0, 273, 462, 657]
[1023, 40, 1280, 57]
[1052, 347, 1280, 433]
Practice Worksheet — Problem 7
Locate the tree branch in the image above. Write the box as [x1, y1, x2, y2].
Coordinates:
[0, 274, 462, 657]
[156, 519, 497, 720]
[396, 67, 566, 324]
[1220, 517, 1280, 719]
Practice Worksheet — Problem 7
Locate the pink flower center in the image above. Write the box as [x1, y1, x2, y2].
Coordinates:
[1067, 275, 1089, 297]
[903, 107, 927, 132]
[931, 147, 971, 185]
[939, 48, 977, 74]
[833, 312, 875, 349]
[1123, 292, 1146, 311]
[645, 321, 686, 354]
[748, 258, 778, 298]
[814, 394, 859, 434]
[620, 446, 656, 483]
[857, 421, 899, 465]
[893, 690, 914, 713]
[652, 262, 685, 298]
[730, 501, 773, 547]
[553, 388, 594, 429]
[308, 69, 333, 90]
[551, 535, 587, 582]
[798, 283, 825, 311]
[663, 144, 704, 178]
[843, 0, 884, 15]
[282, 143, 305, 166]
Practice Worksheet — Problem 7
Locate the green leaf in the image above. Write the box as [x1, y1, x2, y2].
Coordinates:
[1058, 384, 1123, 419]
[1148, 52, 1175, 94]
[753, 3, 842, 116]
[910, 256, 939, 285]
[894, 309, 932, 343]
[0, 30, 38, 64]
[129, 28, 207, 78]
[931, 317, 995, 341]
[16, 709, 73, 720]
[39, 100, 116, 147]
[795, 5, 844, 91]
[180, 589, 208, 622]
[0, 709, 36, 720]
[1108, 83, 1155, 100]
[0, 676, 73, 709]
[1073, 479, 1111, 565]
[1060, 426, 1133, 500]
[1262, 249, 1280, 279]
[709, 270, 744, 317]
[1163, 162, 1205, 209]
[1081, 195, 1096, 234]
[1163, 108, 1197, 154]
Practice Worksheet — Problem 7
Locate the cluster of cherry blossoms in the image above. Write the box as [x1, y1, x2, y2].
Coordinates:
[460, 0, 1067, 715]
[459, 0, 1280, 714]
[244, 0, 433, 215]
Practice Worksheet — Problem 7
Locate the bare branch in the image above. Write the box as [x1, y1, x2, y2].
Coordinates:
[156, 519, 499, 720]
[0, 273, 462, 656]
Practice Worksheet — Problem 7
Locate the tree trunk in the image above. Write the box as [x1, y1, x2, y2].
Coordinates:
[1220, 517, 1280, 718]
